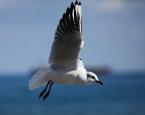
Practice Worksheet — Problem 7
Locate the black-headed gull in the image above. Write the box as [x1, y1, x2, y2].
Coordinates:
[29, 0, 103, 100]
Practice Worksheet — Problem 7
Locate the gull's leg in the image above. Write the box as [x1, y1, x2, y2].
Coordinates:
[39, 81, 52, 98]
[43, 82, 54, 100]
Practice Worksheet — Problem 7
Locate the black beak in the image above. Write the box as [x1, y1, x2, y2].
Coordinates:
[95, 80, 103, 86]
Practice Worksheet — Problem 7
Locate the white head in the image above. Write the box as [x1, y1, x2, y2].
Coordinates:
[87, 72, 103, 85]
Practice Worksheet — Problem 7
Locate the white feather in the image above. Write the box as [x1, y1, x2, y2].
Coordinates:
[29, 68, 48, 90]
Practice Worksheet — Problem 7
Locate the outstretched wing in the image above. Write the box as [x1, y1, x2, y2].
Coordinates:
[49, 1, 83, 68]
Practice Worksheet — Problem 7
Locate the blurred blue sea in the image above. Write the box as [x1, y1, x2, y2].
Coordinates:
[0, 73, 145, 115]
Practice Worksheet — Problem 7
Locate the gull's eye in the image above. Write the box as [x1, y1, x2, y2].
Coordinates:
[87, 74, 95, 79]
[90, 75, 95, 80]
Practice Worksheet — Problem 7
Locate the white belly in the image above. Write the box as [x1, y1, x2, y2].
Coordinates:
[50, 68, 87, 84]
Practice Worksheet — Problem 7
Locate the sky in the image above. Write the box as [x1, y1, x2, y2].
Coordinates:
[0, 0, 145, 73]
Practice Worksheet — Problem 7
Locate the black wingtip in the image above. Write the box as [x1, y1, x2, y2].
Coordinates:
[70, 2, 75, 10]
[75, 0, 78, 5]
[66, 7, 70, 14]
[62, 13, 66, 19]
[79, 2, 81, 5]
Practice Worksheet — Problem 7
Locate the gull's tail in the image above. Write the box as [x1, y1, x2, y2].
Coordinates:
[28, 67, 49, 90]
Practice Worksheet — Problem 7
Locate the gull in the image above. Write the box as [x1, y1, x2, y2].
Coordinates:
[28, 0, 103, 100]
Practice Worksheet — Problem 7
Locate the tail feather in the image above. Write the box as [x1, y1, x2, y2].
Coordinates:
[28, 68, 49, 90]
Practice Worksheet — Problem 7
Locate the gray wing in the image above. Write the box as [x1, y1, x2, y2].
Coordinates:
[49, 1, 83, 68]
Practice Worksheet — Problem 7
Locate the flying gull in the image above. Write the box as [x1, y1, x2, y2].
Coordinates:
[29, 0, 103, 100]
